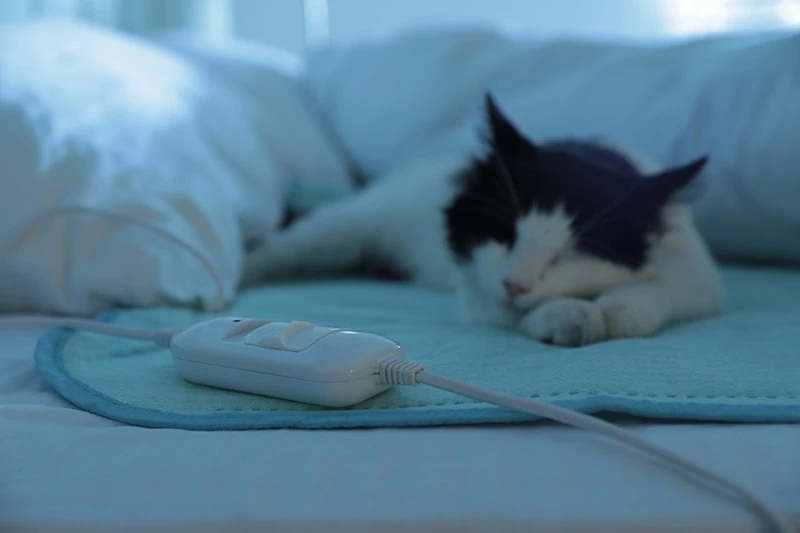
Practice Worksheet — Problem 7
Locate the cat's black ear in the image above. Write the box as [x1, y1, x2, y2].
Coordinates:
[484, 93, 537, 155]
[643, 156, 708, 204]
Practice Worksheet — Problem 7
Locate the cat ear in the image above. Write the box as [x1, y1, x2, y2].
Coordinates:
[640, 156, 707, 203]
[484, 93, 538, 155]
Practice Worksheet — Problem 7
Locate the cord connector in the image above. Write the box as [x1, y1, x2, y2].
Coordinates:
[377, 357, 425, 386]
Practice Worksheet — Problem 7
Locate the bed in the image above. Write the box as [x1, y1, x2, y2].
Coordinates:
[1, 20, 799, 533]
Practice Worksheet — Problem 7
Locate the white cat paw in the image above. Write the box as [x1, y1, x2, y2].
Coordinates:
[520, 299, 608, 347]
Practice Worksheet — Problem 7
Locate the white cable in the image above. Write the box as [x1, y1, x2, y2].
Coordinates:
[0, 205, 228, 312]
[0, 316, 180, 347]
[377, 359, 795, 533]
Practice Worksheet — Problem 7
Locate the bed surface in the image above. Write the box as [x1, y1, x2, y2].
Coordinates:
[2, 325, 799, 533]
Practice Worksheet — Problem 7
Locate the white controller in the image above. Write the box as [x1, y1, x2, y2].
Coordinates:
[170, 317, 404, 407]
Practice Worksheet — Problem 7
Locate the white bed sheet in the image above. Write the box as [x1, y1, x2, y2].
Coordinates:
[1, 326, 798, 533]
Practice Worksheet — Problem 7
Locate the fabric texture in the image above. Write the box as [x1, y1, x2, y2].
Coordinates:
[0, 21, 353, 315]
[303, 28, 800, 264]
[34, 266, 800, 430]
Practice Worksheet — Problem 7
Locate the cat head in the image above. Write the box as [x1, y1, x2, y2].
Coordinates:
[443, 93, 707, 310]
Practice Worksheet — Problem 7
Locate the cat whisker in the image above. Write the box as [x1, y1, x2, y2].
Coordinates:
[489, 142, 523, 214]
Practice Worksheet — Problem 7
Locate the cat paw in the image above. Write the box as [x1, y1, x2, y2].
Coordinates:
[520, 299, 608, 347]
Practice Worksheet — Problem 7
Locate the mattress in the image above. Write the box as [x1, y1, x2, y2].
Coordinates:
[2, 324, 799, 533]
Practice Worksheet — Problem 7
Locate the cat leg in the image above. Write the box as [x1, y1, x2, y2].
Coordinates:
[595, 221, 726, 341]
[240, 156, 463, 287]
[521, 209, 725, 346]
[240, 194, 386, 286]
[596, 278, 724, 340]
[520, 279, 724, 347]
[519, 284, 674, 346]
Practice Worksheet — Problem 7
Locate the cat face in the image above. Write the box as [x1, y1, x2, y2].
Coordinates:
[443, 94, 707, 311]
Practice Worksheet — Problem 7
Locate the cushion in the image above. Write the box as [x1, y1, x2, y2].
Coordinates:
[0, 21, 353, 315]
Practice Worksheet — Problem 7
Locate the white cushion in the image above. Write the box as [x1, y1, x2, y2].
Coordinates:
[155, 32, 357, 214]
[0, 22, 352, 315]
[304, 28, 800, 263]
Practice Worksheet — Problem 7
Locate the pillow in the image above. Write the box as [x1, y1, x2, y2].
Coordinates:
[155, 32, 357, 213]
[303, 28, 800, 263]
[0, 21, 353, 315]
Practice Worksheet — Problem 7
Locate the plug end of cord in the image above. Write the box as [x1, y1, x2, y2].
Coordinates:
[377, 357, 425, 386]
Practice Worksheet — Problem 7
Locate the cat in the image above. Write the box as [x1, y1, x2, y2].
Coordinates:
[241, 94, 725, 346]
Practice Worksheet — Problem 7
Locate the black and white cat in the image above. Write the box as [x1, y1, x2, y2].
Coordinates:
[242, 94, 725, 346]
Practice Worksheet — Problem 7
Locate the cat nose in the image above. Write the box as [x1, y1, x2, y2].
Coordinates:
[503, 278, 532, 298]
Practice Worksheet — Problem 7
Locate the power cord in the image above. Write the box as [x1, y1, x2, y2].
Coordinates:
[0, 316, 180, 347]
[0, 317, 793, 533]
[376, 358, 794, 533]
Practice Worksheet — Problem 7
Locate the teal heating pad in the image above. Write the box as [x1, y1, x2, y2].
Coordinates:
[34, 266, 800, 430]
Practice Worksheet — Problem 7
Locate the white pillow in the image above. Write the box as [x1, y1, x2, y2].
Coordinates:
[0, 21, 352, 315]
[303, 28, 800, 263]
[155, 32, 358, 215]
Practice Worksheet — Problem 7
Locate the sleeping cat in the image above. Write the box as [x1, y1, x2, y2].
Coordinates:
[241, 94, 725, 346]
